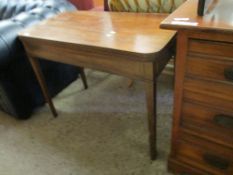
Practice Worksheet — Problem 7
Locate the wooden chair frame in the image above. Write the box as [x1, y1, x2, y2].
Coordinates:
[104, 0, 109, 11]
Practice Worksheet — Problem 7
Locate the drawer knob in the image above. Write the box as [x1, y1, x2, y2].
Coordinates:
[203, 154, 229, 170]
[213, 114, 233, 129]
[224, 67, 233, 81]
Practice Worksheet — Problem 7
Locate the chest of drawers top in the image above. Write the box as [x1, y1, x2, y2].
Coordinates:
[160, 0, 233, 35]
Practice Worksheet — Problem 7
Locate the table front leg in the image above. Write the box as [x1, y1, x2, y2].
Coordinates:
[28, 56, 58, 117]
[145, 81, 157, 160]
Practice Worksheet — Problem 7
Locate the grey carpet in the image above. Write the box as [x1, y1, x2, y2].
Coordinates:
[0, 70, 174, 175]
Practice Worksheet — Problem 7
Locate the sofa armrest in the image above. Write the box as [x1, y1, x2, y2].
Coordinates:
[0, 38, 10, 70]
[0, 20, 24, 72]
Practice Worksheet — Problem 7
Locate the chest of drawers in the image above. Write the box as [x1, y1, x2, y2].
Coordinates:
[161, 0, 233, 174]
[169, 31, 233, 175]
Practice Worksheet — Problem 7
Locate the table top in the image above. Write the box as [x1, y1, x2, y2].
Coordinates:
[160, 0, 233, 33]
[19, 11, 176, 55]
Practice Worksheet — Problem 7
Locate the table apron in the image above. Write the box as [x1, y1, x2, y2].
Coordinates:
[22, 40, 160, 82]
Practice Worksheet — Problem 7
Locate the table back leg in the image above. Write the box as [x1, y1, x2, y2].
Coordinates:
[79, 68, 88, 89]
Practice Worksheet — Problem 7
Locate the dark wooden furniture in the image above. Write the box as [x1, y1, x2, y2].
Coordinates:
[161, 0, 233, 174]
[104, 0, 109, 11]
[19, 11, 176, 160]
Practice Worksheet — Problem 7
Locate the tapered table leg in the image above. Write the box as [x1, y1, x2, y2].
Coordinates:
[80, 68, 88, 89]
[28, 56, 58, 117]
[145, 81, 157, 160]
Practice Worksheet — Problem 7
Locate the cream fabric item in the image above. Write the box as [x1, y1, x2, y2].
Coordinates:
[108, 0, 186, 13]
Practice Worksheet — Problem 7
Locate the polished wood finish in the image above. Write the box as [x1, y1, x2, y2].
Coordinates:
[145, 81, 157, 159]
[104, 0, 109, 11]
[19, 11, 176, 160]
[161, 0, 233, 174]
[20, 12, 174, 58]
[27, 56, 58, 117]
[175, 133, 233, 175]
[79, 68, 88, 89]
[161, 0, 233, 34]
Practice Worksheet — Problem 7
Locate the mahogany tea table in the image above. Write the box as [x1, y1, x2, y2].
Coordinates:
[19, 11, 176, 160]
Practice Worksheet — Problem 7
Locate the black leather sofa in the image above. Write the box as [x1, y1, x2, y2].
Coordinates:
[0, 0, 86, 119]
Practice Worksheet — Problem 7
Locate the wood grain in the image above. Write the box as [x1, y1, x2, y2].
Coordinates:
[19, 11, 176, 160]
[19, 11, 175, 57]
[27, 56, 58, 117]
[182, 101, 233, 148]
[160, 0, 233, 174]
[161, 0, 233, 33]
[175, 136, 233, 175]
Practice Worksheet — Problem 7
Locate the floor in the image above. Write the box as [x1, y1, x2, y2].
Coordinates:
[0, 70, 174, 175]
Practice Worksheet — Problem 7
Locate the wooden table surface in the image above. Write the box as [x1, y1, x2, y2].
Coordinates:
[19, 11, 176, 160]
[19, 11, 175, 60]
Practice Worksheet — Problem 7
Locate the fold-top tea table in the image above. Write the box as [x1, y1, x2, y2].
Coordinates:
[19, 11, 176, 160]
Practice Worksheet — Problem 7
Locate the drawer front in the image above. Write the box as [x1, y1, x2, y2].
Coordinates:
[184, 89, 233, 115]
[181, 101, 233, 148]
[189, 39, 233, 59]
[175, 136, 233, 175]
[184, 78, 233, 104]
[186, 55, 233, 83]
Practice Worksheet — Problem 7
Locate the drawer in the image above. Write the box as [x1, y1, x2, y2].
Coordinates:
[175, 135, 233, 175]
[184, 89, 233, 116]
[181, 101, 233, 148]
[183, 78, 233, 112]
[189, 39, 233, 59]
[186, 55, 233, 83]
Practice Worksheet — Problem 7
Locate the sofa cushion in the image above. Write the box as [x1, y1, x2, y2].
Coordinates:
[29, 7, 57, 19]
[108, 0, 186, 13]
[43, 0, 76, 12]
[0, 0, 76, 20]
[12, 12, 41, 27]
